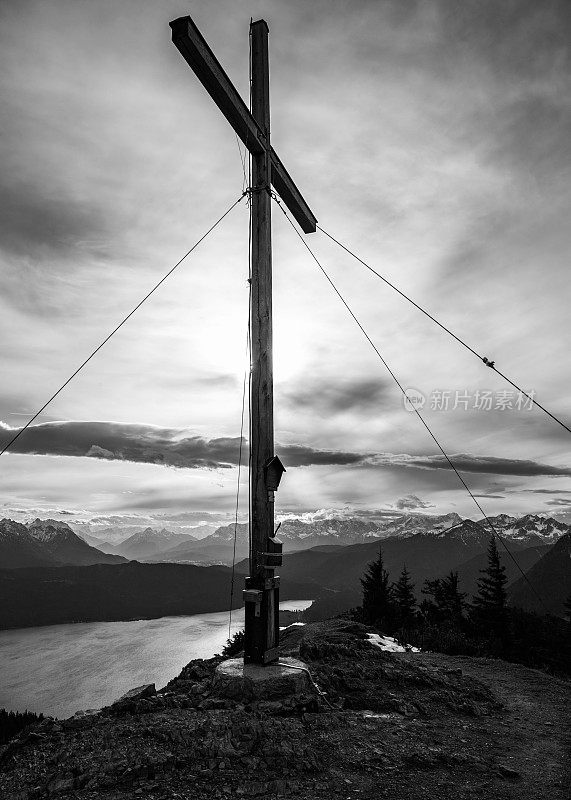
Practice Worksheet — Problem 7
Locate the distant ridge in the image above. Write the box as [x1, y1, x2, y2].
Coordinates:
[508, 531, 571, 616]
[0, 518, 127, 568]
[109, 527, 198, 560]
[0, 519, 54, 569]
[0, 562, 317, 630]
[141, 512, 568, 567]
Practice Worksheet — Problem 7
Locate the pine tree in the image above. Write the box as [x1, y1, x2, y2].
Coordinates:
[422, 571, 466, 624]
[220, 630, 245, 658]
[0, 709, 43, 745]
[564, 594, 571, 639]
[471, 536, 508, 636]
[440, 571, 467, 623]
[393, 564, 416, 627]
[360, 546, 394, 630]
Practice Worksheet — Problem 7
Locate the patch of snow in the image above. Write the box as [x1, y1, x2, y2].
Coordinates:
[279, 622, 306, 631]
[366, 632, 419, 653]
[361, 712, 394, 720]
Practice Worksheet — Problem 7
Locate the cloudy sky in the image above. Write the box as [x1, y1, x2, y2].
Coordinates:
[1, 0, 571, 528]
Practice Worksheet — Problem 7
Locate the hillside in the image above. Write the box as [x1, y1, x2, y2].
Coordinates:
[455, 543, 552, 599]
[508, 532, 571, 616]
[0, 619, 568, 799]
[0, 562, 316, 630]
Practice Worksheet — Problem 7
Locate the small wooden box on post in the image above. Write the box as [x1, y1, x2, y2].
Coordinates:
[169, 15, 316, 665]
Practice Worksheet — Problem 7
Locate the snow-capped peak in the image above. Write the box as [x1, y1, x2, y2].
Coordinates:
[27, 518, 77, 542]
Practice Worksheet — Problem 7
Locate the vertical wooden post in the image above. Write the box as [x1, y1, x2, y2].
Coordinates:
[244, 19, 280, 664]
[169, 13, 315, 665]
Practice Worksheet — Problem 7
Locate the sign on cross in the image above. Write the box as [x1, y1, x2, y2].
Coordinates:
[170, 16, 317, 665]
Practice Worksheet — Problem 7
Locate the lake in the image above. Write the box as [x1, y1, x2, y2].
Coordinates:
[0, 601, 313, 719]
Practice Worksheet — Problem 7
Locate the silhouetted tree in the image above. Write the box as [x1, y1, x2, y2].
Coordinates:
[422, 571, 467, 624]
[565, 594, 571, 640]
[471, 536, 508, 638]
[393, 565, 416, 627]
[360, 547, 394, 629]
[0, 709, 43, 745]
[220, 630, 245, 658]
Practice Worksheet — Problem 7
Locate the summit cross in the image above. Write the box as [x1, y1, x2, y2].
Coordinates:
[169, 16, 317, 665]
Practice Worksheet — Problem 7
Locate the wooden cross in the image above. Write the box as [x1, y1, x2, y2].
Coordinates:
[169, 16, 317, 665]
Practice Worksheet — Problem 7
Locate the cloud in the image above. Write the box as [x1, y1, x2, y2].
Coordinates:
[0, 182, 108, 260]
[545, 498, 571, 507]
[520, 488, 571, 494]
[370, 453, 571, 478]
[280, 444, 366, 467]
[4, 419, 571, 483]
[0, 419, 367, 469]
[284, 378, 392, 415]
[394, 494, 435, 510]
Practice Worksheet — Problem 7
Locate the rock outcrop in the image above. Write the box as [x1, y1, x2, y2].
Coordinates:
[0, 620, 568, 799]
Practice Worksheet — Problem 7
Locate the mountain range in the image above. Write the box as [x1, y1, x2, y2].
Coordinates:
[0, 519, 126, 569]
[1, 512, 568, 625]
[130, 515, 418, 565]
[3, 511, 568, 570]
[128, 512, 568, 567]
[233, 515, 570, 617]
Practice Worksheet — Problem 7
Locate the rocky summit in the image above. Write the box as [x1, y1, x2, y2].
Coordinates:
[0, 619, 568, 800]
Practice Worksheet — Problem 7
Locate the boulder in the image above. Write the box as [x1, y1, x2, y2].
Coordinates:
[213, 658, 314, 702]
[112, 684, 156, 707]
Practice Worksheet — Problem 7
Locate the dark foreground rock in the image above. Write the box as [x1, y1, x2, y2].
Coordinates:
[0, 619, 568, 799]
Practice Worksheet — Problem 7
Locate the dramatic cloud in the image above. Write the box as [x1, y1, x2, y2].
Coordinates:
[0, 420, 366, 469]
[372, 453, 571, 479]
[1, 0, 570, 517]
[3, 420, 571, 482]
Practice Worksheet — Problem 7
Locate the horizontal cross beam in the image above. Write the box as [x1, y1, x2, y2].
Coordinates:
[269, 147, 316, 234]
[170, 16, 317, 234]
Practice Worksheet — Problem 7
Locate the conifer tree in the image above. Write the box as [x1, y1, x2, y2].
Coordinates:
[393, 564, 416, 627]
[440, 571, 467, 623]
[471, 536, 508, 635]
[422, 571, 466, 624]
[360, 546, 394, 629]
